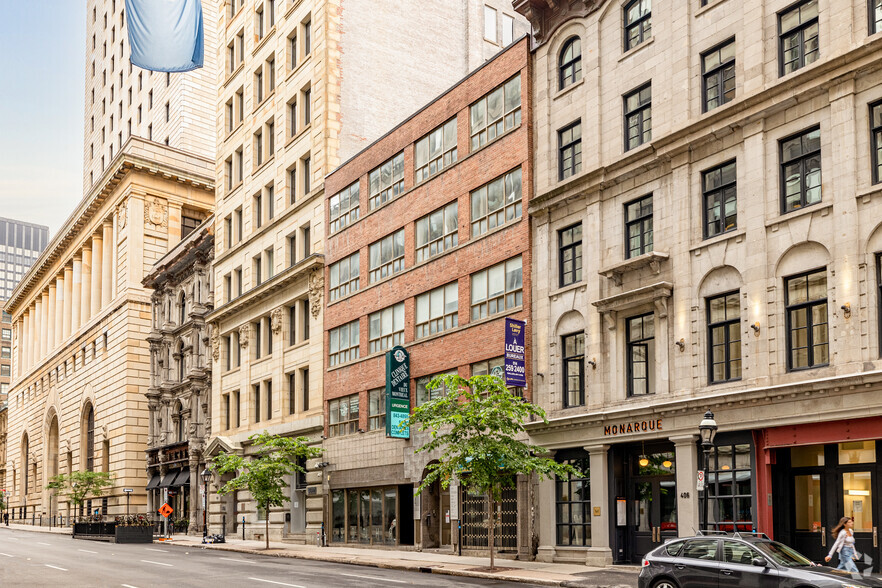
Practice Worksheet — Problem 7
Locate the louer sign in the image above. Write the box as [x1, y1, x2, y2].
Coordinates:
[385, 346, 410, 439]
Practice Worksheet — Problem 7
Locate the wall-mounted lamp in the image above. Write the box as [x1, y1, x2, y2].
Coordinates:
[587, 358, 597, 370]
[841, 303, 851, 319]
[675, 338, 685, 352]
[751, 322, 761, 336]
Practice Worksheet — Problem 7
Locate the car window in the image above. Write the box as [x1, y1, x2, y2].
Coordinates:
[680, 539, 718, 560]
[663, 541, 685, 557]
[722, 541, 763, 565]
[753, 541, 812, 568]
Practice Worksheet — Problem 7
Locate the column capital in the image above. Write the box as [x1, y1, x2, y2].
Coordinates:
[584, 443, 610, 455]
[669, 434, 700, 446]
[72, 253, 82, 262]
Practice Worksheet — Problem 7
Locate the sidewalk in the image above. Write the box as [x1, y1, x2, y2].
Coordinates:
[164, 535, 639, 587]
[2, 522, 71, 535]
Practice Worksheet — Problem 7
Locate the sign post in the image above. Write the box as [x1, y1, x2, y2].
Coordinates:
[123, 488, 134, 517]
[696, 470, 705, 492]
[385, 346, 411, 439]
[504, 318, 526, 388]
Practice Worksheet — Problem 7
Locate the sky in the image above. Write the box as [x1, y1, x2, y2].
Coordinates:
[0, 1, 87, 239]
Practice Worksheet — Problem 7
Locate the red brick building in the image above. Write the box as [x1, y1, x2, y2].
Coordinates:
[322, 37, 534, 556]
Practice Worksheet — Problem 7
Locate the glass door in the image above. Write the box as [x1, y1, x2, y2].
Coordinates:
[837, 441, 878, 572]
[792, 472, 826, 562]
[629, 478, 677, 563]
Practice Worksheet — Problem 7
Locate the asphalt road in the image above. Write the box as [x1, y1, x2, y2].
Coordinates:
[0, 527, 540, 588]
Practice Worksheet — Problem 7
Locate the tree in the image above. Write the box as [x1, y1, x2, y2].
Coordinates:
[213, 432, 322, 549]
[406, 374, 581, 571]
[45, 470, 114, 523]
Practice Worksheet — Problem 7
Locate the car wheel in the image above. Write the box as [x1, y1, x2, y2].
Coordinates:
[651, 580, 678, 588]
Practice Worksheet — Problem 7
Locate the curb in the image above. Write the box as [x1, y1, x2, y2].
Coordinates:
[162, 541, 573, 586]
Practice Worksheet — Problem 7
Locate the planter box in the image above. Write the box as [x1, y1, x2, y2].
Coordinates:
[72, 522, 117, 537]
[115, 525, 153, 544]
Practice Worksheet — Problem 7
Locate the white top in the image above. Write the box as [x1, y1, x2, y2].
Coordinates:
[827, 529, 855, 557]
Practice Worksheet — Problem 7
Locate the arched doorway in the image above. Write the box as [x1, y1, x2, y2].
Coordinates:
[47, 416, 59, 517]
[419, 463, 451, 549]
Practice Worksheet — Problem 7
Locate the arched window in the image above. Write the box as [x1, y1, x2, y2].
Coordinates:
[559, 37, 582, 90]
[84, 404, 95, 471]
[176, 340, 185, 381]
[21, 434, 29, 495]
[174, 401, 184, 442]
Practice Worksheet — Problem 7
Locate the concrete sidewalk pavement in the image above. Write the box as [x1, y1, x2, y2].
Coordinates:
[2, 522, 71, 535]
[163, 534, 639, 587]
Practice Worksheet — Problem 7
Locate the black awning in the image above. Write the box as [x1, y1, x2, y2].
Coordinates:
[158, 470, 179, 488]
[173, 469, 190, 487]
[145, 475, 161, 491]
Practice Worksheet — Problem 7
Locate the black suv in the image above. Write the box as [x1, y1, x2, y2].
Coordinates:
[638, 531, 882, 588]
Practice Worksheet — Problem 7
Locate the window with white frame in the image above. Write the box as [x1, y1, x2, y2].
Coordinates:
[470, 256, 523, 320]
[328, 394, 359, 437]
[329, 252, 359, 301]
[369, 152, 404, 210]
[415, 282, 458, 339]
[368, 388, 385, 431]
[416, 201, 458, 263]
[471, 167, 522, 237]
[470, 75, 521, 151]
[368, 302, 404, 353]
[329, 181, 360, 234]
[369, 229, 405, 283]
[415, 118, 457, 183]
[329, 320, 359, 366]
[416, 371, 457, 406]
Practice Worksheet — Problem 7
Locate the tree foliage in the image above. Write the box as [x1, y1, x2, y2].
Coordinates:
[46, 470, 114, 519]
[212, 432, 322, 549]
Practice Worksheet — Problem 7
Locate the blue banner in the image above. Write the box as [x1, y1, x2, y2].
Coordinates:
[504, 318, 526, 387]
[125, 0, 204, 73]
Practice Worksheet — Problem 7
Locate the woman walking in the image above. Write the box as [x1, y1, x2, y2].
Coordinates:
[825, 516, 859, 573]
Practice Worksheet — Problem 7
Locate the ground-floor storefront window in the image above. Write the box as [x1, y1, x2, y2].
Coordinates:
[705, 442, 753, 531]
[556, 455, 591, 546]
[331, 487, 397, 545]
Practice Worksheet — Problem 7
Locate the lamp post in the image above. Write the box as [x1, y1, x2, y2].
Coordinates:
[201, 467, 211, 539]
[698, 410, 718, 531]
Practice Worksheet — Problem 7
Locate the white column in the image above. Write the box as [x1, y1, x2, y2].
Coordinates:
[22, 312, 30, 372]
[80, 244, 92, 324]
[40, 291, 49, 359]
[111, 209, 119, 300]
[535, 473, 557, 562]
[47, 284, 56, 357]
[71, 254, 82, 333]
[585, 444, 613, 566]
[63, 264, 73, 340]
[91, 232, 103, 318]
[672, 435, 700, 538]
[102, 220, 113, 308]
[54, 274, 64, 347]
[33, 298, 43, 364]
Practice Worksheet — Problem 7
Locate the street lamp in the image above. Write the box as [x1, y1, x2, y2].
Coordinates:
[201, 467, 211, 539]
[698, 410, 718, 531]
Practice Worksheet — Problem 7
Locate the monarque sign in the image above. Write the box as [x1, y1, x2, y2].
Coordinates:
[603, 419, 663, 436]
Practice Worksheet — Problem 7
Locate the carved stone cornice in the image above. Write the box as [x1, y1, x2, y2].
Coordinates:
[513, 0, 606, 46]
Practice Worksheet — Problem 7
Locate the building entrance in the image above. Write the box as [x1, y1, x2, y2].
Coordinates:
[613, 442, 678, 564]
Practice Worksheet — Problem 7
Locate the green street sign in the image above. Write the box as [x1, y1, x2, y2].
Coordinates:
[385, 346, 410, 439]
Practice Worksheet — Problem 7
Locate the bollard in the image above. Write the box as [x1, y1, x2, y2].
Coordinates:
[222, 514, 226, 540]
[242, 516, 245, 541]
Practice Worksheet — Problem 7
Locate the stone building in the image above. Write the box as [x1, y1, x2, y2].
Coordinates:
[2, 0, 217, 522]
[207, 0, 528, 544]
[322, 38, 532, 555]
[142, 218, 214, 534]
[516, 0, 882, 571]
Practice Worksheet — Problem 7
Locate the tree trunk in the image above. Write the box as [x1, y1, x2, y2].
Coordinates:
[488, 496, 495, 571]
[265, 509, 269, 550]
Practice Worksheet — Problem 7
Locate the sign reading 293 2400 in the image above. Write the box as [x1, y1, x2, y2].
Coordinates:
[504, 318, 527, 387]
[385, 346, 410, 439]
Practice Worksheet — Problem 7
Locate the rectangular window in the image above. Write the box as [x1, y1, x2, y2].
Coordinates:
[301, 368, 309, 411]
[416, 372, 456, 406]
[265, 379, 273, 419]
[368, 153, 404, 210]
[780, 126, 821, 213]
[288, 372, 296, 414]
[329, 181, 359, 234]
[253, 254, 262, 287]
[416, 201, 458, 263]
[872, 0, 882, 34]
[253, 384, 261, 422]
[707, 292, 742, 383]
[302, 87, 311, 126]
[303, 155, 311, 193]
[562, 333, 585, 407]
[254, 128, 264, 167]
[1, 346, 9, 359]
[484, 5, 497, 42]
[871, 101, 882, 184]
[287, 32, 298, 70]
[624, 0, 651, 51]
[234, 207, 243, 242]
[786, 269, 829, 370]
[702, 39, 736, 112]
[301, 299, 310, 341]
[703, 161, 737, 238]
[254, 320, 263, 359]
[303, 17, 312, 54]
[415, 282, 458, 339]
[235, 267, 243, 296]
[328, 394, 359, 437]
[329, 252, 360, 301]
[288, 165, 297, 204]
[234, 390, 240, 428]
[470, 256, 523, 320]
[265, 247, 274, 280]
[625, 194, 653, 258]
[329, 320, 359, 366]
[288, 305, 297, 346]
[415, 118, 457, 183]
[287, 99, 297, 138]
[624, 83, 652, 151]
[369, 229, 405, 283]
[470, 167, 522, 237]
[224, 394, 230, 430]
[779, 0, 819, 76]
[706, 443, 753, 532]
[369, 303, 405, 354]
[1, 328, 10, 341]
[559, 121, 582, 180]
[368, 389, 385, 431]
[559, 224, 583, 287]
[627, 313, 655, 396]
[502, 14, 515, 46]
[556, 457, 591, 545]
[470, 75, 521, 151]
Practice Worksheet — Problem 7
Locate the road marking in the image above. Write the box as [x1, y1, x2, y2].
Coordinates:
[78, 549, 98, 554]
[37, 542, 52, 546]
[247, 579, 305, 588]
[0, 553, 13, 557]
[219, 557, 258, 564]
[339, 573, 408, 584]
[45, 565, 68, 571]
[140, 560, 173, 567]
[121, 584, 140, 588]
[144, 548, 167, 553]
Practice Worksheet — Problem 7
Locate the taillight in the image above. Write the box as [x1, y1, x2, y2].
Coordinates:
[642, 559, 650, 567]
